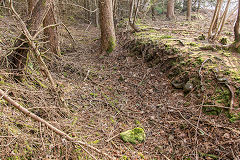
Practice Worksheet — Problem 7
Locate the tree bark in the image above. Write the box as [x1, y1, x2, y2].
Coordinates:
[99, 0, 116, 53]
[8, 0, 51, 79]
[187, 0, 192, 21]
[167, 0, 175, 20]
[234, 0, 240, 42]
[43, 1, 60, 55]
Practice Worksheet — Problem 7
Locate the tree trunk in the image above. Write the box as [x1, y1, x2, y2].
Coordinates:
[167, 0, 175, 20]
[142, 0, 150, 15]
[234, 0, 240, 42]
[182, 0, 187, 12]
[151, 0, 157, 21]
[8, 0, 51, 79]
[99, 0, 116, 53]
[129, 0, 140, 32]
[95, 0, 99, 27]
[151, 5, 155, 21]
[43, 1, 60, 55]
[187, 0, 192, 21]
[27, 0, 37, 15]
[84, 0, 91, 23]
[208, 0, 230, 41]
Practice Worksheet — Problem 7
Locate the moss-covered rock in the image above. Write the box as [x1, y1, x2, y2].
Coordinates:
[120, 127, 146, 144]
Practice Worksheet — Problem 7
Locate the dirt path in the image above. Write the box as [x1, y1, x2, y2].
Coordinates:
[51, 24, 239, 159]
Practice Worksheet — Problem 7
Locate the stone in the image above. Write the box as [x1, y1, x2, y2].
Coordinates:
[183, 81, 193, 92]
[171, 80, 184, 89]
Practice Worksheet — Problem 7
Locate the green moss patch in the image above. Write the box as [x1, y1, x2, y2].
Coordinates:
[120, 127, 146, 144]
[106, 37, 116, 53]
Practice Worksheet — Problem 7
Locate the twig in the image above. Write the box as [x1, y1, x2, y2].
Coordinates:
[225, 83, 234, 113]
[220, 139, 240, 145]
[166, 106, 212, 138]
[32, 22, 76, 47]
[195, 118, 240, 135]
[0, 89, 115, 160]
[0, 137, 17, 147]
[197, 105, 230, 109]
[199, 58, 211, 87]
[33, 23, 62, 39]
[39, 122, 46, 151]
[106, 134, 119, 142]
[79, 145, 98, 160]
[178, 110, 211, 138]
[194, 97, 205, 160]
[84, 70, 90, 81]
[160, 152, 171, 160]
[62, 2, 98, 13]
[61, 23, 76, 45]
[212, 68, 235, 113]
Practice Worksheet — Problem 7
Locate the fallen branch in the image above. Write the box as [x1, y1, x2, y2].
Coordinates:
[61, 23, 76, 46]
[199, 58, 212, 88]
[225, 83, 234, 113]
[33, 22, 76, 48]
[10, 0, 56, 90]
[192, 117, 240, 135]
[212, 68, 235, 113]
[0, 89, 115, 160]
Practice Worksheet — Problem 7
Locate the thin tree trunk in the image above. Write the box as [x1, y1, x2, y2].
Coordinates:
[43, 1, 60, 55]
[113, 0, 118, 26]
[197, 0, 201, 11]
[84, 0, 91, 23]
[129, 0, 140, 32]
[208, 0, 230, 41]
[129, 0, 135, 22]
[8, 0, 51, 79]
[151, 0, 156, 21]
[95, 0, 99, 27]
[151, 5, 155, 21]
[234, 0, 240, 42]
[142, 0, 150, 16]
[167, 0, 175, 20]
[133, 0, 140, 24]
[27, 0, 37, 15]
[208, 0, 222, 39]
[187, 0, 192, 21]
[99, 0, 116, 53]
[214, 0, 230, 39]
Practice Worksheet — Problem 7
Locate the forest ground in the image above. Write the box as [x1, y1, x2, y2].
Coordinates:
[0, 12, 240, 159]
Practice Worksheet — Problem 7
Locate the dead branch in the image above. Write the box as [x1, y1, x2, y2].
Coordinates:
[61, 23, 76, 46]
[33, 23, 62, 39]
[0, 89, 115, 160]
[33, 22, 76, 47]
[62, 2, 98, 13]
[225, 83, 234, 113]
[198, 58, 212, 88]
[212, 68, 235, 113]
[10, 0, 56, 89]
[192, 117, 240, 135]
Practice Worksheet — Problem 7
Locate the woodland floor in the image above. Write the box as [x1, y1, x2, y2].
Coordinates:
[0, 13, 240, 159]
